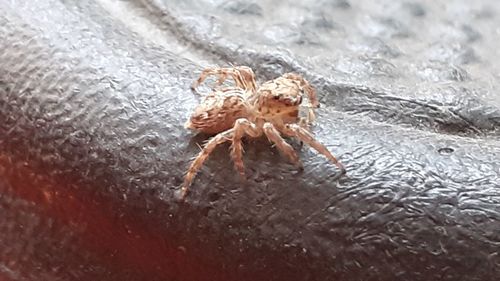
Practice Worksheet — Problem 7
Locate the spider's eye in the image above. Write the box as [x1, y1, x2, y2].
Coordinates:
[273, 95, 280, 100]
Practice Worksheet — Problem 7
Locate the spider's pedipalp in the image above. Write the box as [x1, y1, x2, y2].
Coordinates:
[282, 124, 345, 174]
[280, 73, 319, 124]
[281, 73, 319, 108]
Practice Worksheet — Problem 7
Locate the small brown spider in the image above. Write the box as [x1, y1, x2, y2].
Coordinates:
[181, 66, 345, 198]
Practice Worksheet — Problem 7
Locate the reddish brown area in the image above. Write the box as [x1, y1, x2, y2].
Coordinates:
[0, 155, 231, 281]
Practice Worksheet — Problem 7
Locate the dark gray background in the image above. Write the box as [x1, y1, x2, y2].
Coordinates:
[0, 1, 499, 280]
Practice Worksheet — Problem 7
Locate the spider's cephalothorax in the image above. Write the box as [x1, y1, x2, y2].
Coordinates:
[254, 73, 318, 124]
[181, 66, 345, 198]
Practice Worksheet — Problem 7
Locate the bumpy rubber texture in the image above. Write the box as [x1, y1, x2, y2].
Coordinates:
[1, 1, 500, 281]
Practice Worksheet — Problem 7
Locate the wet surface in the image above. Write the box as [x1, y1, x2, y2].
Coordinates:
[0, 0, 500, 280]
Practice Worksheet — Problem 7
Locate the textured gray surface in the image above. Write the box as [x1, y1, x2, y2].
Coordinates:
[0, 0, 500, 280]
[144, 0, 500, 135]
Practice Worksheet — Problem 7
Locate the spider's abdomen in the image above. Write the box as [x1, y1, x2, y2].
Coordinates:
[185, 91, 251, 135]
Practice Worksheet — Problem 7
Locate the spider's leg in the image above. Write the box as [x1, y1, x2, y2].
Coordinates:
[263, 122, 302, 168]
[230, 118, 262, 177]
[282, 124, 345, 174]
[192, 67, 257, 93]
[221, 67, 257, 93]
[181, 129, 234, 198]
[233, 66, 257, 93]
[191, 67, 230, 92]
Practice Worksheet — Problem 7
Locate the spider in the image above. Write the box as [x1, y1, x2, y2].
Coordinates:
[181, 66, 345, 198]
